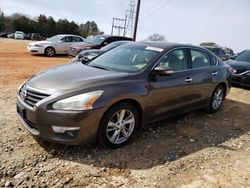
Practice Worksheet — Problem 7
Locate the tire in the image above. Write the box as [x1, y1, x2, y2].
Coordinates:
[45, 47, 55, 57]
[208, 85, 225, 113]
[99, 102, 140, 148]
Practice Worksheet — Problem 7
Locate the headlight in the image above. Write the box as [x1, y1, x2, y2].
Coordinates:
[52, 90, 104, 110]
[86, 54, 96, 60]
[34, 44, 43, 47]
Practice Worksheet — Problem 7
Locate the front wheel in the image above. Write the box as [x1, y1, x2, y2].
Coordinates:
[45, 47, 55, 57]
[99, 102, 140, 148]
[208, 85, 225, 113]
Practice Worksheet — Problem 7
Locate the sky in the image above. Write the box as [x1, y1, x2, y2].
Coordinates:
[1, 0, 250, 52]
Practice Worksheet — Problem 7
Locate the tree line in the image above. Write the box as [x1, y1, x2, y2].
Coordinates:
[0, 10, 103, 38]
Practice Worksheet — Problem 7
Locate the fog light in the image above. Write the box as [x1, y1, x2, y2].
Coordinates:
[52, 126, 80, 134]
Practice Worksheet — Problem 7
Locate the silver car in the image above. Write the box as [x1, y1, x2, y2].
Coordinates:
[27, 34, 85, 56]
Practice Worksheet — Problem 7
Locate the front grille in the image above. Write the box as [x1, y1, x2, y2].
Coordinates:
[19, 85, 50, 107]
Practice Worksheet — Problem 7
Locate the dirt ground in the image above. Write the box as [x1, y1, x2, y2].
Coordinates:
[0, 38, 250, 188]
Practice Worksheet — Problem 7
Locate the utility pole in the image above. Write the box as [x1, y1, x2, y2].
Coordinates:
[133, 0, 141, 41]
[125, 0, 136, 38]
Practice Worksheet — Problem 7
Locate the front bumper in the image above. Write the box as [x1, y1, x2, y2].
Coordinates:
[27, 45, 45, 54]
[16, 91, 105, 145]
[232, 71, 250, 87]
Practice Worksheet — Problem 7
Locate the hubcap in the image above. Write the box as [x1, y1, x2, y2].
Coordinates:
[106, 109, 135, 144]
[46, 48, 54, 56]
[212, 88, 223, 110]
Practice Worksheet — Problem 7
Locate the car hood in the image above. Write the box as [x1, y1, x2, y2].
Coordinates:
[226, 59, 250, 71]
[27, 63, 129, 92]
[71, 42, 99, 49]
[78, 49, 104, 56]
[29, 41, 52, 46]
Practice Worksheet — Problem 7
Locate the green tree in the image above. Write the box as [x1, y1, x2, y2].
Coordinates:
[0, 10, 4, 31]
[146, 33, 166, 41]
[79, 21, 102, 37]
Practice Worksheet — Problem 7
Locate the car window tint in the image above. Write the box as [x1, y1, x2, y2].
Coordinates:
[61, 36, 72, 43]
[191, 50, 211, 68]
[158, 49, 187, 72]
[72, 37, 83, 42]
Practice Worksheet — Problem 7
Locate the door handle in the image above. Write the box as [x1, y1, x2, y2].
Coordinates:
[185, 77, 193, 82]
[212, 71, 218, 76]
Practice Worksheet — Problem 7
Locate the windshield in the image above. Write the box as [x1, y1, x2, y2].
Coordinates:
[46, 35, 61, 42]
[235, 50, 250, 63]
[85, 36, 106, 45]
[88, 44, 162, 73]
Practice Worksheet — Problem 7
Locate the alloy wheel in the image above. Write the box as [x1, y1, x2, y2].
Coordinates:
[106, 109, 135, 144]
[212, 87, 224, 110]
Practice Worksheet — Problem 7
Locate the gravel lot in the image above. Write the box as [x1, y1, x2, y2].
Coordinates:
[0, 38, 250, 187]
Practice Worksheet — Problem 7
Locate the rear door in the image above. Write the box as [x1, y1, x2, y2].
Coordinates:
[189, 48, 218, 105]
[146, 48, 195, 121]
[56, 36, 74, 53]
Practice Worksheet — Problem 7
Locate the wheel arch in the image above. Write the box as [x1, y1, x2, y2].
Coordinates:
[100, 98, 143, 129]
[216, 82, 227, 99]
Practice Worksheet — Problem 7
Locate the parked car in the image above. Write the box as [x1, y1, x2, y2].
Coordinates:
[14, 31, 25, 39]
[7, 33, 15, 38]
[70, 40, 132, 63]
[17, 42, 232, 148]
[0, 32, 10, 38]
[204, 47, 231, 61]
[24, 33, 32, 40]
[226, 50, 250, 87]
[68, 35, 133, 57]
[27, 34, 85, 56]
[31, 33, 43, 40]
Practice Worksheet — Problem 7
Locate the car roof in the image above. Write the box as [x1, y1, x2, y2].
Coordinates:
[91, 35, 133, 40]
[135, 41, 206, 51]
[56, 34, 84, 38]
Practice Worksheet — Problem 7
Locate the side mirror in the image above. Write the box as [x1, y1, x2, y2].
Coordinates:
[153, 66, 173, 76]
[103, 42, 108, 46]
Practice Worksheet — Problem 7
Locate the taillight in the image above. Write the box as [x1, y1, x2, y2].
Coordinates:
[228, 67, 237, 74]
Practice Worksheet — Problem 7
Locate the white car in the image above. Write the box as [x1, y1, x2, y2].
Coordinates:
[27, 34, 85, 56]
[15, 31, 25, 39]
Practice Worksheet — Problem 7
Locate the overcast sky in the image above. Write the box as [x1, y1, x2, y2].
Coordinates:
[1, 0, 250, 52]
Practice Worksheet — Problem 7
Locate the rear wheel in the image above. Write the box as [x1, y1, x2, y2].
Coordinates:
[208, 85, 225, 113]
[45, 47, 55, 57]
[99, 102, 139, 148]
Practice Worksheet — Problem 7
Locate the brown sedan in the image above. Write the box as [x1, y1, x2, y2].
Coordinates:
[17, 42, 233, 148]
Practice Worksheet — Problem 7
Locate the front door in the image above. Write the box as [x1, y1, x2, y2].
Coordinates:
[146, 48, 195, 121]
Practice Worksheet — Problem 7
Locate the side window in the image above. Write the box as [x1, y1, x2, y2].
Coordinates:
[72, 37, 83, 42]
[158, 49, 188, 72]
[191, 50, 211, 68]
[61, 36, 72, 43]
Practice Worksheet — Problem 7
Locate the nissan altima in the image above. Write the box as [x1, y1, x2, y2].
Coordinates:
[17, 42, 232, 148]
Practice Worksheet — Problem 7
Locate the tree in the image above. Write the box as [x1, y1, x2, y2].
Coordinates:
[146, 33, 166, 41]
[0, 10, 4, 31]
[79, 21, 103, 37]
